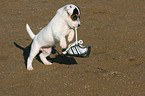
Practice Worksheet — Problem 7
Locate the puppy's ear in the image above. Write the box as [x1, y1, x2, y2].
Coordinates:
[64, 6, 68, 12]
[64, 6, 71, 16]
[64, 5, 73, 15]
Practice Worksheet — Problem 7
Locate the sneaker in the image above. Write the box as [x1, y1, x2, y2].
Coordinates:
[62, 44, 91, 57]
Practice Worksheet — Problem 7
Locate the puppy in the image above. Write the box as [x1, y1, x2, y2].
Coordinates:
[26, 4, 81, 70]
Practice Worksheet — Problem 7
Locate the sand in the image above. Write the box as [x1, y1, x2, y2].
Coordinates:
[0, 0, 145, 96]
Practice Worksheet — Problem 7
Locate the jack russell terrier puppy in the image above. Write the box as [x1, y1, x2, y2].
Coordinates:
[26, 4, 80, 70]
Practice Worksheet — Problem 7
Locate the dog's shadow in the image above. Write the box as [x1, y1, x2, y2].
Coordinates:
[13, 42, 77, 68]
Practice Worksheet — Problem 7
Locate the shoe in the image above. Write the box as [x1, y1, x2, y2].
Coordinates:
[62, 44, 91, 57]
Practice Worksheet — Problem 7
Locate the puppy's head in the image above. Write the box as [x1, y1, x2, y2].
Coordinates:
[64, 4, 81, 28]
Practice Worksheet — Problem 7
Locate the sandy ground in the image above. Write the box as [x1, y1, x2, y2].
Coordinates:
[0, 0, 145, 96]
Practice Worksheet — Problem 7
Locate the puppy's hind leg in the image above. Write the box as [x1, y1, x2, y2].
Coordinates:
[39, 47, 52, 65]
[27, 43, 40, 71]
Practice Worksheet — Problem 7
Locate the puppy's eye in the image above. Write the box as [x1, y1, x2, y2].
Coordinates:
[72, 15, 77, 21]
[71, 14, 80, 21]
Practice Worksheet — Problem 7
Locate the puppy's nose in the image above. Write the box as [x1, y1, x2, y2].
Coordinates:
[78, 24, 80, 27]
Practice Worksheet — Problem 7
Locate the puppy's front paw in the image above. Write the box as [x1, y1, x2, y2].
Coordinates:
[60, 43, 67, 49]
[68, 35, 74, 42]
[68, 29, 74, 42]
[27, 66, 34, 71]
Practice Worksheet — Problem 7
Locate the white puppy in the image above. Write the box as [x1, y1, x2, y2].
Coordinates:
[26, 4, 81, 70]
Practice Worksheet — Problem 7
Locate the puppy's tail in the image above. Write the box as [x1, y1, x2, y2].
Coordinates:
[26, 24, 35, 39]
